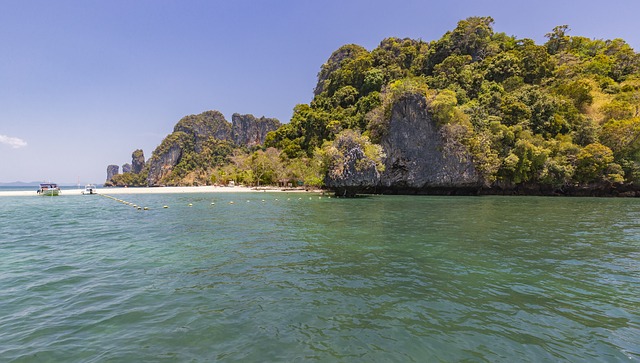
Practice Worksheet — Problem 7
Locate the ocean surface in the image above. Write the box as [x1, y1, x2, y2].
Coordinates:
[0, 192, 638, 362]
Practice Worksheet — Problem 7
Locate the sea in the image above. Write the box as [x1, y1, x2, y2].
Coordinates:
[0, 190, 638, 362]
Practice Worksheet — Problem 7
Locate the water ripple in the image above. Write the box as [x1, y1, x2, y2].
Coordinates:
[0, 194, 638, 361]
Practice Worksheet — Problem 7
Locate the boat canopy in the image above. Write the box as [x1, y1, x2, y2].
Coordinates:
[40, 183, 58, 188]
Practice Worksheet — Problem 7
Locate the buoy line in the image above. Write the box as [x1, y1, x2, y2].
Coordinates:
[99, 194, 150, 211]
[97, 193, 330, 210]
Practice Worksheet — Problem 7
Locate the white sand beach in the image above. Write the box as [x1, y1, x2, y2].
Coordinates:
[0, 185, 313, 197]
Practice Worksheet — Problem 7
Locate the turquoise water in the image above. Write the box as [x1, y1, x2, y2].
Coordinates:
[1, 193, 638, 362]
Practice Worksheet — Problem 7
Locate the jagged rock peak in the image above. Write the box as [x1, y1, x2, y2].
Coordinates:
[106, 165, 119, 182]
[122, 163, 132, 174]
[173, 110, 231, 146]
[145, 109, 282, 186]
[132, 149, 145, 174]
[231, 113, 281, 147]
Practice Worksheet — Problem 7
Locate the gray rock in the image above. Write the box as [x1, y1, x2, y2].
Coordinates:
[122, 163, 131, 174]
[325, 92, 483, 195]
[106, 165, 119, 182]
[324, 131, 381, 197]
[379, 93, 482, 190]
[131, 149, 145, 174]
[146, 132, 188, 186]
[173, 110, 231, 153]
[231, 113, 280, 147]
[145, 110, 281, 186]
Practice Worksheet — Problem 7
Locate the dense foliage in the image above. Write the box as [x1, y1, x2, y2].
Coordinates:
[266, 17, 640, 188]
[110, 17, 640, 190]
[110, 170, 147, 187]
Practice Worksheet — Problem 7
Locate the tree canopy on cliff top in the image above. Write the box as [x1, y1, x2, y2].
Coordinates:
[266, 16, 640, 187]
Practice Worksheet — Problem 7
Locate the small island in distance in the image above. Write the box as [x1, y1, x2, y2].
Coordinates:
[107, 17, 640, 197]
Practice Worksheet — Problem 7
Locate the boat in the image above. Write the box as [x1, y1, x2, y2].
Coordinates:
[37, 183, 61, 196]
[81, 184, 97, 195]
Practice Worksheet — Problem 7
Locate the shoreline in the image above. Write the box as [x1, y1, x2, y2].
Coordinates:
[0, 185, 318, 197]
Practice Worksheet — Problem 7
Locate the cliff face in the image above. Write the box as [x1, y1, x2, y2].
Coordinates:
[122, 163, 131, 174]
[132, 149, 145, 174]
[325, 93, 483, 195]
[174, 111, 231, 153]
[106, 165, 119, 182]
[145, 110, 279, 186]
[378, 93, 482, 192]
[231, 113, 281, 147]
[146, 132, 188, 186]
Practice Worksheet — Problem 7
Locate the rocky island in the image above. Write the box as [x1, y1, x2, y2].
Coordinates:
[106, 112, 280, 187]
[108, 17, 640, 196]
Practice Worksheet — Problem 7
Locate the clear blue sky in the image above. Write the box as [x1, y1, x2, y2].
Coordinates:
[1, 0, 638, 184]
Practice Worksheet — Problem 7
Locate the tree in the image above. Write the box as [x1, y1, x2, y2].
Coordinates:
[518, 39, 555, 84]
[429, 89, 463, 125]
[285, 156, 324, 188]
[430, 54, 472, 89]
[501, 138, 549, 184]
[575, 143, 622, 183]
[449, 16, 496, 61]
[600, 100, 635, 122]
[485, 51, 522, 83]
[500, 96, 531, 126]
[321, 130, 385, 184]
[545, 25, 570, 55]
[600, 117, 640, 159]
[555, 79, 593, 110]
[248, 148, 284, 186]
[360, 68, 383, 94]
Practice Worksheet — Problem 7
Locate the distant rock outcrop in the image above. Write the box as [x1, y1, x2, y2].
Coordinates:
[122, 163, 131, 174]
[173, 111, 231, 153]
[146, 133, 189, 186]
[146, 110, 280, 186]
[106, 165, 119, 182]
[132, 149, 145, 174]
[231, 113, 280, 147]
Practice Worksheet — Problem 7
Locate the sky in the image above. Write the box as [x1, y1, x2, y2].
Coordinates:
[1, 0, 639, 184]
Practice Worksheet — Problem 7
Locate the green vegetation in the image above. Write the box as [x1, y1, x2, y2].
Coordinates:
[116, 17, 640, 192]
[110, 171, 147, 186]
[161, 137, 235, 186]
[319, 129, 386, 181]
[208, 148, 323, 188]
[265, 16, 640, 189]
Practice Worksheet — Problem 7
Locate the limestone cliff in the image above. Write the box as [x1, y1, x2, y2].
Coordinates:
[231, 113, 280, 147]
[173, 111, 231, 153]
[122, 163, 131, 174]
[106, 165, 119, 183]
[325, 92, 483, 195]
[378, 93, 482, 193]
[132, 149, 145, 174]
[145, 110, 279, 186]
[146, 132, 190, 186]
